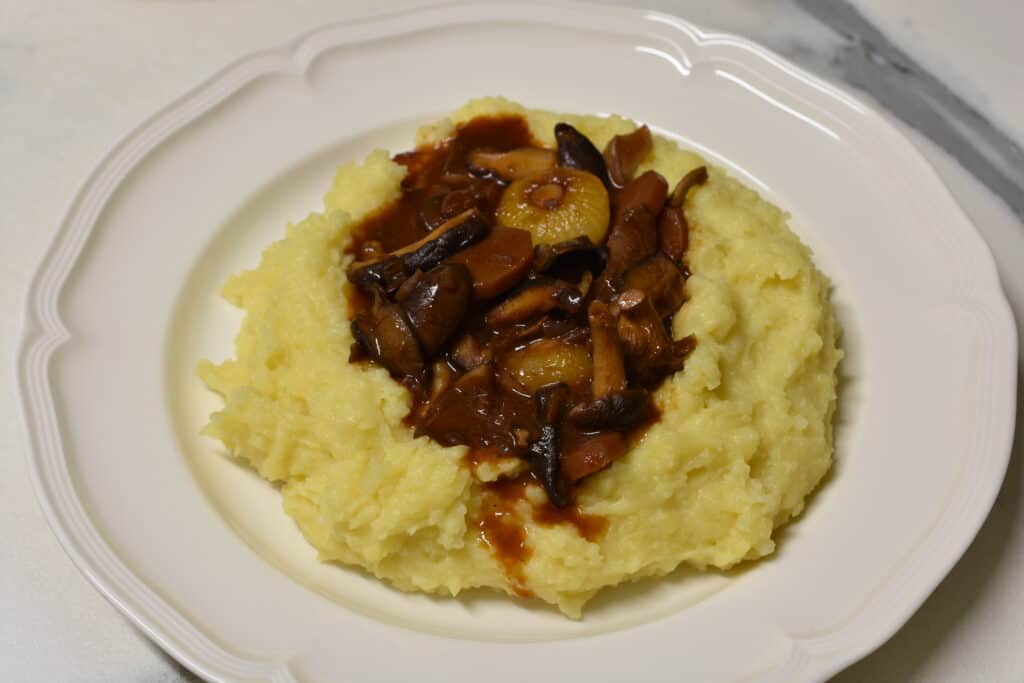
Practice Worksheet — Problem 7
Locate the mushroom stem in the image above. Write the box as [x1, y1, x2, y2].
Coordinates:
[484, 279, 583, 326]
[467, 147, 557, 181]
[603, 125, 653, 188]
[588, 300, 626, 399]
[668, 166, 708, 208]
[529, 383, 572, 508]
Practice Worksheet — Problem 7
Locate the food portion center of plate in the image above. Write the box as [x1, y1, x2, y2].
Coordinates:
[197, 97, 843, 618]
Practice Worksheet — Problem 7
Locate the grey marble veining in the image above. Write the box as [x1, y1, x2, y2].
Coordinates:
[798, 0, 1024, 218]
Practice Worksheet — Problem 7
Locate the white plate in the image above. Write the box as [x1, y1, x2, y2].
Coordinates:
[15, 3, 1017, 682]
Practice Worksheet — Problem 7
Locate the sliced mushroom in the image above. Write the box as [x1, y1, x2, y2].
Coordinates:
[467, 147, 557, 181]
[603, 125, 653, 188]
[612, 170, 668, 225]
[616, 292, 695, 387]
[623, 253, 686, 317]
[604, 205, 658, 274]
[439, 180, 503, 221]
[542, 316, 584, 339]
[347, 209, 489, 293]
[529, 383, 572, 508]
[668, 165, 708, 208]
[428, 360, 455, 402]
[400, 263, 473, 357]
[416, 363, 496, 446]
[561, 431, 627, 482]
[446, 227, 534, 300]
[587, 300, 626, 399]
[658, 206, 688, 263]
[484, 279, 583, 326]
[350, 294, 425, 379]
[347, 254, 408, 295]
[533, 235, 603, 272]
[395, 209, 490, 272]
[568, 389, 652, 430]
[554, 122, 607, 182]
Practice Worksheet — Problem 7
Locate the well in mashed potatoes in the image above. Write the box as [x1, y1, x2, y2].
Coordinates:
[197, 98, 842, 617]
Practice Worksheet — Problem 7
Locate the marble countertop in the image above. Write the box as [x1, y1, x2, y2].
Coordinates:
[2, 1, 1021, 681]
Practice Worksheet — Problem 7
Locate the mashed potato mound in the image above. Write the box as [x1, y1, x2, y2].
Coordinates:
[198, 98, 842, 617]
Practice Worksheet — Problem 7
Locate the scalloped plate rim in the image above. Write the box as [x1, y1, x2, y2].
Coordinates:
[13, 2, 1018, 683]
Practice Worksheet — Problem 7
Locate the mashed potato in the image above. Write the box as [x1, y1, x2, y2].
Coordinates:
[198, 98, 842, 617]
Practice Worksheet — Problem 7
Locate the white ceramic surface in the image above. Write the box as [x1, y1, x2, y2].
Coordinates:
[14, 3, 1017, 682]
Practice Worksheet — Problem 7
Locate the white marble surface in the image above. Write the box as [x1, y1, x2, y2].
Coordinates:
[2, 1, 1021, 681]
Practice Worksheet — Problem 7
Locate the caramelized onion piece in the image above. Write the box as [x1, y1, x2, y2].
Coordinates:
[467, 147, 557, 181]
[496, 168, 610, 246]
[603, 125, 653, 188]
[554, 122, 607, 182]
[499, 338, 593, 395]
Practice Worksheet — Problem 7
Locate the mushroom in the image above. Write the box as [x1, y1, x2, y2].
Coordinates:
[446, 227, 534, 300]
[484, 278, 583, 326]
[395, 209, 490, 272]
[612, 170, 668, 225]
[658, 206, 688, 263]
[347, 209, 489, 293]
[623, 253, 686, 317]
[347, 255, 409, 295]
[668, 165, 708, 208]
[587, 300, 626, 399]
[439, 182, 502, 221]
[616, 290, 695, 387]
[604, 205, 658, 275]
[467, 147, 557, 181]
[567, 389, 652, 430]
[561, 432, 627, 482]
[398, 263, 473, 357]
[427, 359, 455, 402]
[554, 122, 608, 182]
[603, 125, 653, 188]
[350, 293, 425, 379]
[532, 235, 604, 274]
[528, 383, 572, 508]
[416, 363, 496, 447]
